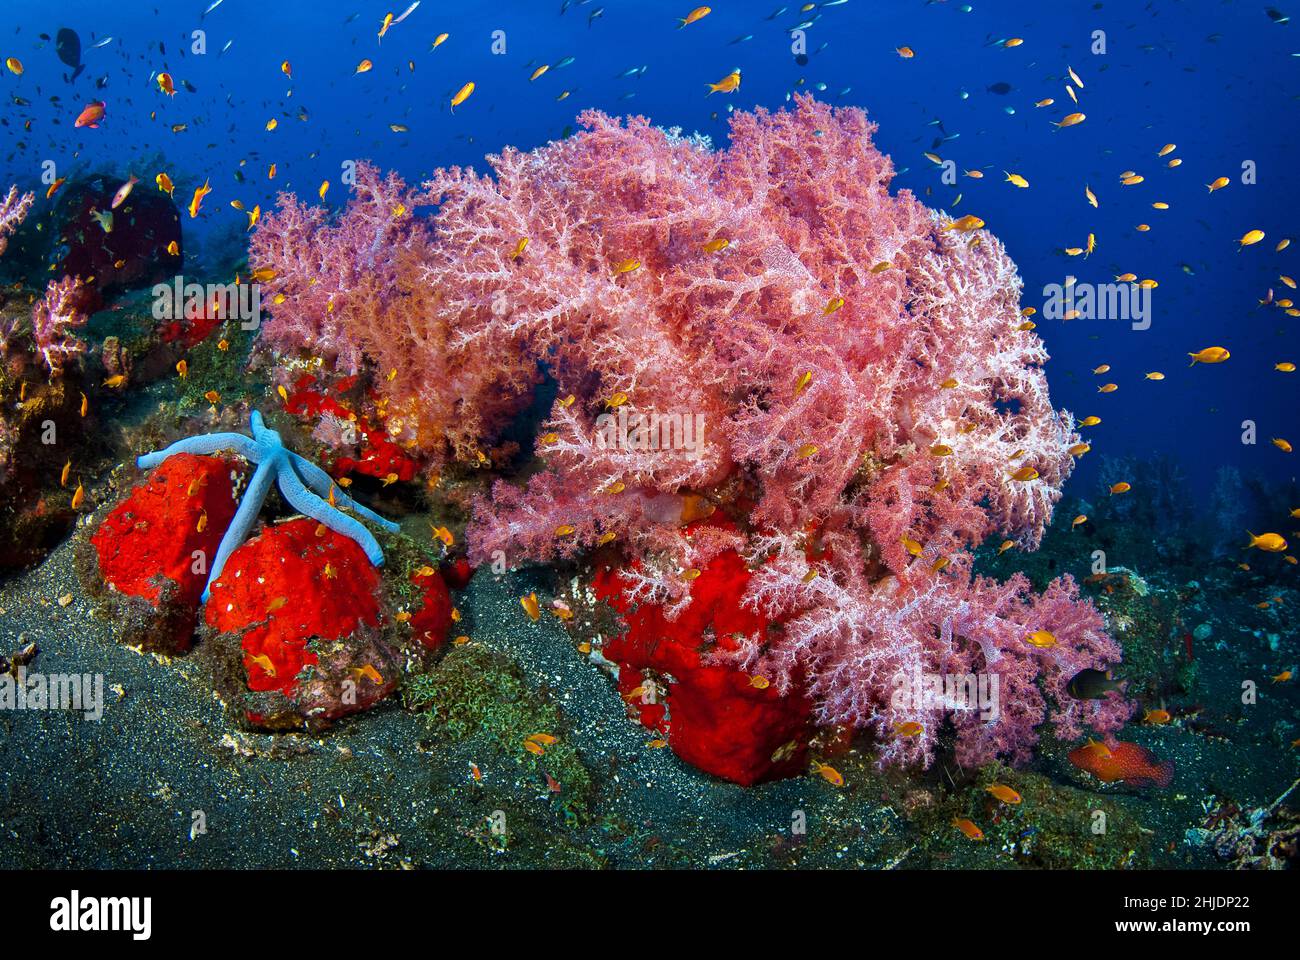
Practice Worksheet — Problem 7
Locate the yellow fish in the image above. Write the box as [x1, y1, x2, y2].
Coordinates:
[1004, 172, 1029, 189]
[1238, 229, 1265, 250]
[1247, 532, 1287, 553]
[706, 69, 741, 95]
[450, 81, 475, 111]
[1024, 630, 1056, 648]
[187, 179, 212, 219]
[1188, 346, 1230, 365]
[986, 783, 1022, 804]
[679, 6, 711, 27]
[1054, 112, 1086, 128]
[520, 592, 541, 621]
[811, 762, 844, 787]
[1206, 177, 1229, 193]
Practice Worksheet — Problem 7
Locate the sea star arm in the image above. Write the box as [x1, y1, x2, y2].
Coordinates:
[201, 458, 277, 601]
[137, 432, 260, 470]
[276, 462, 387, 566]
[287, 451, 400, 533]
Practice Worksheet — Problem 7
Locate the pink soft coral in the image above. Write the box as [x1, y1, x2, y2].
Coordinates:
[251, 95, 1130, 766]
[0, 185, 33, 259]
[30, 275, 90, 375]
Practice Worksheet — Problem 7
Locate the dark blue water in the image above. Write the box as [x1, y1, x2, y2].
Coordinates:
[2, 0, 1295, 504]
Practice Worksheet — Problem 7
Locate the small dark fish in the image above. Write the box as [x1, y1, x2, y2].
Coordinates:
[1067, 668, 1126, 700]
[1266, 7, 1289, 24]
[588, 6, 604, 26]
[986, 82, 1013, 95]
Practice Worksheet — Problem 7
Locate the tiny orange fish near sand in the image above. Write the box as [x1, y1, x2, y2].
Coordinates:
[810, 762, 844, 787]
[351, 664, 384, 684]
[952, 817, 984, 841]
[1110, 482, 1131, 495]
[520, 592, 541, 622]
[985, 784, 1021, 804]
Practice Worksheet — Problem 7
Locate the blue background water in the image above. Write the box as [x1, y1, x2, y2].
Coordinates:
[1, 0, 1295, 508]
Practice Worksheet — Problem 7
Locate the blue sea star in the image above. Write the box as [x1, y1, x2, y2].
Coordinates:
[137, 410, 400, 602]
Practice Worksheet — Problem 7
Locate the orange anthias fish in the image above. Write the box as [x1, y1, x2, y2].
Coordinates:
[1068, 740, 1174, 788]
[706, 70, 741, 96]
[75, 101, 107, 129]
[188, 179, 212, 219]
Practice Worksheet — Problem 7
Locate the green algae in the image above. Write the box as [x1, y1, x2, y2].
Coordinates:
[910, 762, 1153, 869]
[403, 642, 594, 825]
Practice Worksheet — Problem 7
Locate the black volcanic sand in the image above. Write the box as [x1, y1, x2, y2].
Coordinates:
[0, 513, 1295, 869]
